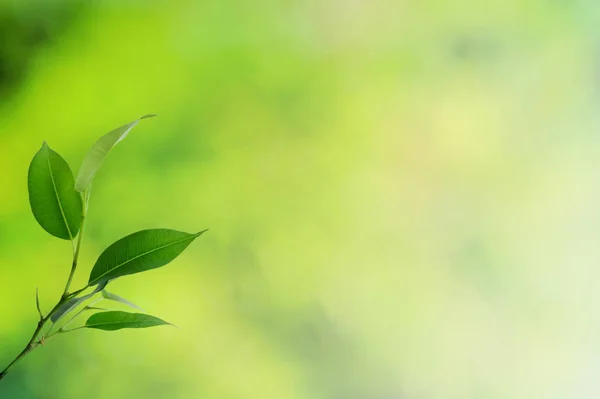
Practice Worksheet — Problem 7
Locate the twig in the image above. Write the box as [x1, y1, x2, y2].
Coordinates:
[0, 190, 90, 381]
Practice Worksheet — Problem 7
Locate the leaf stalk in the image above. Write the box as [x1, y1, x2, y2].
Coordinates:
[63, 191, 88, 298]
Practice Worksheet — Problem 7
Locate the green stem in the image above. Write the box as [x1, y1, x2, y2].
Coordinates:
[1, 190, 90, 381]
[59, 326, 86, 334]
[47, 297, 102, 340]
[63, 193, 88, 298]
[0, 296, 70, 380]
[0, 291, 89, 381]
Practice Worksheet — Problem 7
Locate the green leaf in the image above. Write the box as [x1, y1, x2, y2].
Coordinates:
[28, 142, 82, 240]
[84, 311, 170, 331]
[75, 114, 156, 192]
[51, 293, 94, 323]
[88, 229, 206, 286]
[51, 282, 108, 322]
[102, 290, 143, 311]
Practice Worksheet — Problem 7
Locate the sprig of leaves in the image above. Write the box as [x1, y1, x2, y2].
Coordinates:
[0, 115, 205, 382]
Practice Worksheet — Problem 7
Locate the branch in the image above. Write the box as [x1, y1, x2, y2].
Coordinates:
[0, 191, 89, 381]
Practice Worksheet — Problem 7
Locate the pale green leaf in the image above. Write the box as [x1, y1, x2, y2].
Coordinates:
[75, 114, 156, 192]
[102, 290, 143, 311]
[51, 293, 94, 323]
[51, 282, 108, 322]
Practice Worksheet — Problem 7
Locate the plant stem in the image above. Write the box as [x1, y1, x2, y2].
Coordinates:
[63, 193, 88, 298]
[0, 297, 67, 380]
[1, 191, 90, 382]
[0, 291, 88, 381]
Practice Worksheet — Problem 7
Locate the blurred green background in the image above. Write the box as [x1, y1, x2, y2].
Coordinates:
[2, 0, 600, 398]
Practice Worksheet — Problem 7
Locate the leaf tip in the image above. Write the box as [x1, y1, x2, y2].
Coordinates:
[195, 229, 209, 237]
[161, 318, 177, 328]
[140, 114, 157, 120]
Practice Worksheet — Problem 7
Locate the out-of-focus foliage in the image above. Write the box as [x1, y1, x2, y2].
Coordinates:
[0, 1, 83, 99]
[2, 0, 600, 398]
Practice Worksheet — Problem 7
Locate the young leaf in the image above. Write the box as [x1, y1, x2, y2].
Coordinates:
[51, 293, 94, 323]
[51, 282, 108, 322]
[84, 311, 170, 331]
[28, 142, 82, 240]
[102, 290, 143, 311]
[35, 287, 43, 319]
[75, 114, 156, 192]
[88, 229, 206, 286]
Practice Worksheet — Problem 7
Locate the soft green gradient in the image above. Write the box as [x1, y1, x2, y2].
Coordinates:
[2, 0, 600, 398]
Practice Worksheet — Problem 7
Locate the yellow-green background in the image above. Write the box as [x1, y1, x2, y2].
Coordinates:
[1, 0, 600, 398]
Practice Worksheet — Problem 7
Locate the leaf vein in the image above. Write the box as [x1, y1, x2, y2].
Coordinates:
[46, 151, 73, 241]
[89, 233, 200, 285]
